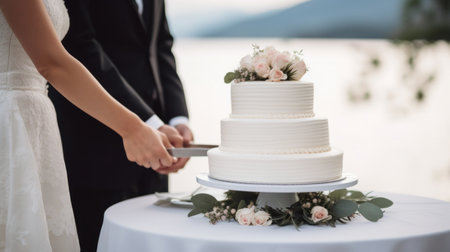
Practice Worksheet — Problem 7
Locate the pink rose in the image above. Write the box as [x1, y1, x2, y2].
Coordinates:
[271, 52, 291, 69]
[310, 206, 331, 223]
[268, 68, 287, 82]
[235, 206, 255, 225]
[252, 54, 267, 64]
[289, 59, 307, 81]
[254, 61, 270, 78]
[240, 54, 254, 71]
[262, 46, 279, 64]
[252, 211, 272, 226]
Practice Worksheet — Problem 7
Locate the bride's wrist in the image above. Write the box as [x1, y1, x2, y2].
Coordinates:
[117, 113, 146, 138]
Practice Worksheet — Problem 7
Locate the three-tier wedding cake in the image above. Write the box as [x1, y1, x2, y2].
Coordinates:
[207, 46, 343, 184]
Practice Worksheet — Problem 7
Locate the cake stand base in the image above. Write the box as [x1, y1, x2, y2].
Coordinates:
[196, 173, 358, 208]
[256, 192, 299, 208]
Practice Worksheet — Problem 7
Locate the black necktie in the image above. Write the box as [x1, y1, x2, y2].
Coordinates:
[142, 0, 153, 33]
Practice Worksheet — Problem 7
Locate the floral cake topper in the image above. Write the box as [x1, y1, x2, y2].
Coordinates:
[224, 45, 307, 83]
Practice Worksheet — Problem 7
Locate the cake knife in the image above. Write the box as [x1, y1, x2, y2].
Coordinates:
[167, 144, 218, 157]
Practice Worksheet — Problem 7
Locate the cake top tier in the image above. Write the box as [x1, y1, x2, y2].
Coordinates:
[230, 81, 314, 119]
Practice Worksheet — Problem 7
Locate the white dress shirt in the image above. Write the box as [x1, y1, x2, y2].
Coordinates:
[134, 0, 188, 129]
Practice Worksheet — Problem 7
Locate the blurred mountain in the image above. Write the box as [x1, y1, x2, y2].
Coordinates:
[168, 9, 248, 38]
[170, 0, 406, 38]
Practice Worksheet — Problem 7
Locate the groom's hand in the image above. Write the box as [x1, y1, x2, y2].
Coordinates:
[174, 124, 194, 146]
[157, 125, 190, 174]
[158, 125, 183, 148]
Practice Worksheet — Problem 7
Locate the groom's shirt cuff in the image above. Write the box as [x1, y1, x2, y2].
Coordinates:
[145, 115, 165, 129]
[145, 115, 189, 129]
[168, 116, 189, 127]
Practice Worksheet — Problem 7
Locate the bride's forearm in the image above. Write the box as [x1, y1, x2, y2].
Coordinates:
[43, 53, 143, 137]
[0, 0, 143, 137]
[0, 0, 175, 169]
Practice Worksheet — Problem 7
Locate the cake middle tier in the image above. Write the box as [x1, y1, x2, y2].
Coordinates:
[220, 118, 330, 154]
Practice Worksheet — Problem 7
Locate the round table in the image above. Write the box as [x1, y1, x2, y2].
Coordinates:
[97, 192, 450, 252]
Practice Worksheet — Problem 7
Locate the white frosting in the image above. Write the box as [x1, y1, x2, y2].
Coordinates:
[220, 118, 330, 154]
[208, 80, 344, 185]
[208, 148, 343, 184]
[231, 81, 314, 119]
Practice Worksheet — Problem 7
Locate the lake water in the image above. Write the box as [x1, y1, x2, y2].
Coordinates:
[168, 38, 450, 202]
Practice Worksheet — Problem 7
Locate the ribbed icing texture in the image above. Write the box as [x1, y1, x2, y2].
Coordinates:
[220, 118, 330, 154]
[208, 148, 343, 184]
[231, 81, 314, 118]
[208, 80, 344, 184]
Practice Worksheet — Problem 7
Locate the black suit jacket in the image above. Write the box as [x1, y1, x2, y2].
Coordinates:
[49, 0, 188, 191]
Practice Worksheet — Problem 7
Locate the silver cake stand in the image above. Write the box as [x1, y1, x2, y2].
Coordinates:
[196, 173, 358, 208]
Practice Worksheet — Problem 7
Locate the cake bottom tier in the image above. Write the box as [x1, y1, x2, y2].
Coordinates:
[207, 148, 343, 184]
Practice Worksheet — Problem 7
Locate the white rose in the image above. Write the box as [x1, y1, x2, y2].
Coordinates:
[252, 211, 272, 226]
[289, 59, 307, 81]
[271, 52, 291, 69]
[235, 206, 255, 226]
[254, 60, 270, 78]
[268, 68, 287, 82]
[240, 54, 254, 71]
[310, 206, 331, 223]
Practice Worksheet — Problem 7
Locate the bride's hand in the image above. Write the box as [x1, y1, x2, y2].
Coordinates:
[122, 122, 175, 171]
[157, 125, 189, 174]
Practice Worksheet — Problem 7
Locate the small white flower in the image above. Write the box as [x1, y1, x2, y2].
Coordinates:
[312, 198, 318, 204]
[231, 209, 236, 214]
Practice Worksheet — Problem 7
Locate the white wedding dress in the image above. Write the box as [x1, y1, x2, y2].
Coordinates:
[0, 0, 79, 251]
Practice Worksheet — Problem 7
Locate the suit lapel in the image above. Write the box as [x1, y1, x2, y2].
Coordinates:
[147, 0, 166, 113]
[147, 0, 162, 47]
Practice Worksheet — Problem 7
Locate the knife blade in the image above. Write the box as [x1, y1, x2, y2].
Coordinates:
[167, 144, 218, 157]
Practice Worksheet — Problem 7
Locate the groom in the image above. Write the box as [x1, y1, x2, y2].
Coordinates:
[49, 0, 192, 251]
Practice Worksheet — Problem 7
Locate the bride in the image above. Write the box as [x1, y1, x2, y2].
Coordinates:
[0, 0, 180, 251]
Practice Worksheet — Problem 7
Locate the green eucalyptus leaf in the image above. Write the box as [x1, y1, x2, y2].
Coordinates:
[188, 208, 203, 217]
[191, 194, 217, 212]
[348, 191, 365, 199]
[237, 199, 246, 210]
[370, 197, 393, 208]
[329, 189, 347, 200]
[358, 202, 383, 222]
[224, 72, 236, 83]
[331, 199, 358, 218]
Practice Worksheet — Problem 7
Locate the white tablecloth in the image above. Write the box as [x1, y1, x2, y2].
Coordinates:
[97, 192, 450, 252]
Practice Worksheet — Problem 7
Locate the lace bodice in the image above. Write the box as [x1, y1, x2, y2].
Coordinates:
[0, 0, 69, 89]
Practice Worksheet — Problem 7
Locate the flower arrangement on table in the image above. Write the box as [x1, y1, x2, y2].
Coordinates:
[224, 45, 308, 83]
[188, 189, 393, 228]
